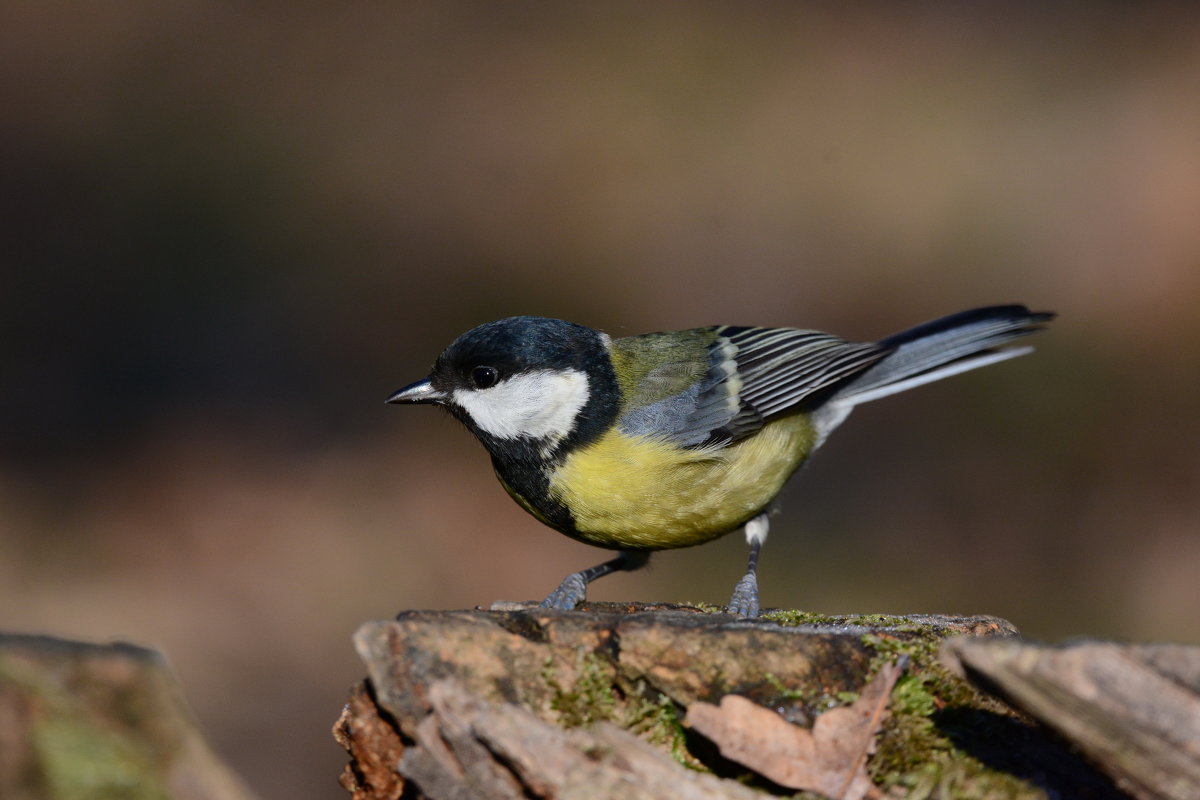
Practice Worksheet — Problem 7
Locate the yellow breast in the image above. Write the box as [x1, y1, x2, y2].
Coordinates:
[548, 414, 817, 550]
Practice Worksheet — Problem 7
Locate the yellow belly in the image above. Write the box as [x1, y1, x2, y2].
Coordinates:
[547, 414, 816, 550]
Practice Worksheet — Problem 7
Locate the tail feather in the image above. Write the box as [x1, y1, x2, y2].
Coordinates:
[830, 305, 1054, 408]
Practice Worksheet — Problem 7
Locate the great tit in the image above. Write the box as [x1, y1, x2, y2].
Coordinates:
[387, 304, 1053, 617]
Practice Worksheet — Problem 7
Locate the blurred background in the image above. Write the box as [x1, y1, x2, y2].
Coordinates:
[2, 3, 1198, 797]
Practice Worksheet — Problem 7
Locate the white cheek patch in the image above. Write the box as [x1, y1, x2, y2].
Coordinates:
[452, 369, 590, 442]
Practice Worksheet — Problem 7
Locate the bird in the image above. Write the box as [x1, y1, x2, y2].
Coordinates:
[387, 304, 1054, 617]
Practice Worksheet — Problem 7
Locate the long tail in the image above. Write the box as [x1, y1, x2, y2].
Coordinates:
[809, 305, 1054, 444]
[832, 304, 1055, 407]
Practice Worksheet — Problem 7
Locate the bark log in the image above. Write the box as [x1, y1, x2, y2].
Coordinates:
[945, 638, 1200, 800]
[0, 633, 260, 800]
[336, 602, 1133, 800]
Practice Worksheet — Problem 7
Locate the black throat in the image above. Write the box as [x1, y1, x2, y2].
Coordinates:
[475, 352, 621, 535]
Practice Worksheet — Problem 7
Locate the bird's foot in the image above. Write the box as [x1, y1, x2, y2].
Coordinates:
[726, 572, 760, 618]
[539, 572, 587, 610]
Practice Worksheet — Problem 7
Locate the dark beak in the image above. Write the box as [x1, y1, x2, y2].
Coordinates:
[385, 378, 445, 405]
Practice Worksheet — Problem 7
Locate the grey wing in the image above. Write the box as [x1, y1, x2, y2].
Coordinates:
[620, 327, 890, 448]
[695, 327, 891, 446]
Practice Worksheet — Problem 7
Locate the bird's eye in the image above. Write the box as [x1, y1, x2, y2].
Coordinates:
[471, 366, 499, 389]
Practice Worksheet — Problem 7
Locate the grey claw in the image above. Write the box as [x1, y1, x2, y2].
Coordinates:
[726, 573, 760, 618]
[540, 572, 587, 610]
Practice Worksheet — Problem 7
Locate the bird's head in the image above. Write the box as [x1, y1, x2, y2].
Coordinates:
[387, 316, 618, 460]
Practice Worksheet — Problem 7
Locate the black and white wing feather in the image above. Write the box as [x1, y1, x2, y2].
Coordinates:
[681, 327, 888, 448]
[615, 305, 1053, 451]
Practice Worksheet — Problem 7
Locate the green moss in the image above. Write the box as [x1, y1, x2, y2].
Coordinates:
[543, 648, 618, 728]
[759, 609, 841, 626]
[885, 757, 1034, 799]
[858, 631, 1051, 798]
[542, 648, 698, 768]
[759, 610, 919, 629]
[892, 674, 937, 717]
[623, 691, 698, 768]
[762, 672, 807, 701]
[529, 615, 1075, 797]
[861, 631, 942, 670]
[843, 613, 912, 627]
[683, 601, 726, 614]
[0, 653, 172, 800]
[34, 719, 170, 800]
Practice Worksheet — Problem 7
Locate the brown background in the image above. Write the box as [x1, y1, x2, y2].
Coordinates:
[3, 4, 1199, 798]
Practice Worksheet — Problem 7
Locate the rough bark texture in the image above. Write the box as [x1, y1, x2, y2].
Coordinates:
[336, 603, 1136, 800]
[0, 633, 260, 800]
[403, 679, 766, 800]
[945, 638, 1200, 800]
[334, 682, 408, 800]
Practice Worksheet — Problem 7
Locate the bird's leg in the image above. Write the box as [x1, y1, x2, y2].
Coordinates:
[540, 550, 651, 610]
[727, 512, 769, 618]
